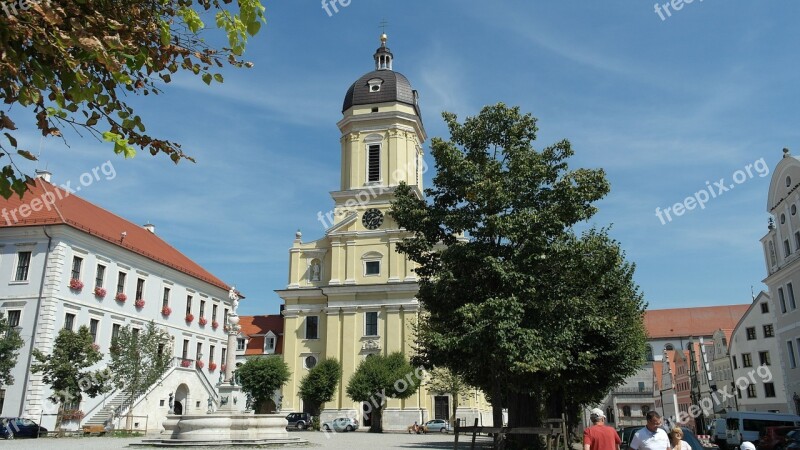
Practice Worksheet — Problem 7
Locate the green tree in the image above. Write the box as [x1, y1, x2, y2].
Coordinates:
[299, 357, 342, 419]
[108, 322, 172, 422]
[346, 352, 422, 433]
[425, 366, 471, 425]
[0, 0, 266, 199]
[391, 103, 647, 448]
[31, 326, 110, 428]
[0, 314, 24, 386]
[237, 356, 291, 413]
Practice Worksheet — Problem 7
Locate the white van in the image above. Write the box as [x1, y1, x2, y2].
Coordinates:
[710, 418, 727, 447]
[724, 411, 800, 449]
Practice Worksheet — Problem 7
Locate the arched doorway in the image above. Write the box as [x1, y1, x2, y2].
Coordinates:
[175, 383, 189, 416]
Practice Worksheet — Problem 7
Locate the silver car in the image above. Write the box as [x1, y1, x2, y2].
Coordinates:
[321, 417, 359, 432]
[425, 419, 450, 433]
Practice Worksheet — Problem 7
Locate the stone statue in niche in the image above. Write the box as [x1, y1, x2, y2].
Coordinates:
[311, 260, 321, 281]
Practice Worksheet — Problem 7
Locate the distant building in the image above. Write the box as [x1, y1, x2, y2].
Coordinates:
[760, 148, 800, 414]
[0, 177, 234, 432]
[235, 315, 284, 413]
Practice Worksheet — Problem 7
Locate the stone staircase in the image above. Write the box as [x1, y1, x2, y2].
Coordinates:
[83, 390, 128, 427]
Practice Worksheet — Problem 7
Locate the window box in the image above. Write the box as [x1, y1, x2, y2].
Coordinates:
[61, 409, 85, 421]
[115, 293, 127, 302]
[208, 362, 217, 372]
[185, 313, 194, 323]
[161, 306, 172, 316]
[195, 360, 204, 369]
[199, 317, 207, 326]
[134, 299, 145, 309]
[212, 320, 219, 330]
[94, 287, 107, 298]
[180, 359, 192, 368]
[69, 278, 84, 291]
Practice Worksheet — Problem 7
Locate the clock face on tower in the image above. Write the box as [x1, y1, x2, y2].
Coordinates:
[362, 208, 384, 230]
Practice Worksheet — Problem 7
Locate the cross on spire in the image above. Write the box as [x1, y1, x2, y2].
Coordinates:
[379, 19, 388, 35]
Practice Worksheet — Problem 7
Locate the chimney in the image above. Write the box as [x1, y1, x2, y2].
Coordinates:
[142, 223, 155, 234]
[35, 170, 52, 183]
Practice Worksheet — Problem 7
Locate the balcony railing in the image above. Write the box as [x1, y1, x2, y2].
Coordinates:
[613, 387, 655, 395]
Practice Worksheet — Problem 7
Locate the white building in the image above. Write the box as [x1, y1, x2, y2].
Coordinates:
[709, 328, 737, 413]
[0, 175, 235, 432]
[728, 291, 789, 412]
[761, 148, 800, 415]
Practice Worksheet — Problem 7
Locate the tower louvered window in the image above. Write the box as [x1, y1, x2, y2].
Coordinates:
[368, 145, 380, 182]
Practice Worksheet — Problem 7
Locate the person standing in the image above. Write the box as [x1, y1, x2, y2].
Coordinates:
[584, 408, 621, 450]
[630, 411, 671, 450]
[668, 427, 691, 450]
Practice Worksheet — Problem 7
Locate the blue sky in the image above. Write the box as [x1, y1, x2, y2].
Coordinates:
[10, 1, 800, 316]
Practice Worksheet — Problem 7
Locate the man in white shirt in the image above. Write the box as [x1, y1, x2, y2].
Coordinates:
[629, 411, 671, 450]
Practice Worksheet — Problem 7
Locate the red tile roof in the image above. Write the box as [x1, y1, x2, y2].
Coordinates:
[1, 178, 229, 290]
[644, 305, 749, 338]
[239, 315, 283, 355]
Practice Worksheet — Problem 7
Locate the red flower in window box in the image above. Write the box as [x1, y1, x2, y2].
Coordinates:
[161, 306, 172, 316]
[93, 287, 107, 298]
[195, 360, 205, 369]
[212, 320, 219, 329]
[69, 278, 84, 291]
[61, 409, 85, 421]
[134, 298, 145, 309]
[209, 362, 217, 371]
[185, 313, 194, 323]
[115, 293, 127, 302]
[198, 317, 207, 326]
[180, 359, 191, 368]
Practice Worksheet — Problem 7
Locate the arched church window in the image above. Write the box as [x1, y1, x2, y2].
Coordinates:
[645, 345, 654, 361]
[664, 343, 674, 351]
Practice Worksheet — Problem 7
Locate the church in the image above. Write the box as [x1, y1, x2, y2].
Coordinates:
[277, 34, 493, 430]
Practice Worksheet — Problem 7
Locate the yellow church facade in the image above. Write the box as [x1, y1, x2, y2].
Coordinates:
[277, 35, 493, 430]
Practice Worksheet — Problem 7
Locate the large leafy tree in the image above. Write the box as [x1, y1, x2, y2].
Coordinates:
[392, 103, 647, 448]
[0, 314, 24, 386]
[425, 366, 471, 425]
[0, 0, 266, 198]
[298, 357, 342, 418]
[31, 326, 111, 427]
[108, 322, 172, 418]
[237, 356, 290, 413]
[346, 352, 422, 433]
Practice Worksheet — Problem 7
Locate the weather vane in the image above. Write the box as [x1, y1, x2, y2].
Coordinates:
[379, 19, 388, 35]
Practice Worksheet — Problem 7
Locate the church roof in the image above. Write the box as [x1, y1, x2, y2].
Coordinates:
[342, 69, 419, 114]
[644, 304, 749, 338]
[1, 178, 230, 291]
[239, 315, 283, 355]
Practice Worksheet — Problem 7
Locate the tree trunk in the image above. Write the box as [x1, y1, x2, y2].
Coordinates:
[506, 390, 543, 450]
[370, 407, 383, 433]
[492, 384, 505, 449]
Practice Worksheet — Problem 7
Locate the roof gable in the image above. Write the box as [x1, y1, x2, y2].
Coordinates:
[644, 304, 749, 338]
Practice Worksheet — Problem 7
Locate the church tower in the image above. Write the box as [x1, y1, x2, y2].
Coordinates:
[277, 34, 429, 429]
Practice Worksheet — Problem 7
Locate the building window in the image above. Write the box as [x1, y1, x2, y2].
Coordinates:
[186, 295, 192, 316]
[116, 272, 126, 294]
[764, 382, 776, 398]
[645, 345, 654, 361]
[196, 342, 202, 360]
[95, 264, 106, 289]
[221, 348, 227, 363]
[264, 336, 275, 353]
[15, 251, 32, 281]
[71, 256, 83, 280]
[764, 324, 775, 338]
[365, 261, 380, 276]
[304, 355, 318, 369]
[789, 283, 797, 310]
[212, 304, 218, 322]
[182, 340, 189, 359]
[237, 338, 245, 351]
[365, 311, 378, 336]
[111, 323, 121, 341]
[199, 300, 205, 318]
[747, 384, 757, 398]
[0, 390, 4, 415]
[6, 310, 21, 328]
[305, 316, 319, 339]
[89, 318, 99, 342]
[746, 327, 756, 340]
[162, 287, 170, 308]
[788, 341, 797, 369]
[664, 343, 674, 351]
[742, 353, 752, 367]
[64, 313, 75, 331]
[733, 355, 738, 369]
[224, 308, 228, 326]
[135, 278, 145, 300]
[622, 406, 631, 417]
[761, 302, 769, 313]
[759, 351, 771, 366]
[779, 287, 787, 314]
[795, 231, 800, 250]
[367, 144, 380, 182]
[784, 240, 791, 257]
[209, 345, 215, 364]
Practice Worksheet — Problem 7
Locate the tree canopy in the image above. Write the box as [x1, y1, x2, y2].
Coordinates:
[425, 366, 471, 424]
[298, 357, 342, 418]
[0, 314, 24, 386]
[346, 352, 422, 433]
[237, 356, 290, 413]
[0, 0, 266, 198]
[108, 321, 172, 411]
[391, 103, 647, 445]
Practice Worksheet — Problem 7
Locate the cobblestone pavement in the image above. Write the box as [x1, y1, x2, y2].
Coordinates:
[0, 430, 496, 449]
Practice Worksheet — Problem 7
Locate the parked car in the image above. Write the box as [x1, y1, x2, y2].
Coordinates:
[785, 430, 800, 450]
[0, 417, 48, 439]
[711, 418, 728, 448]
[619, 426, 706, 450]
[424, 419, 450, 433]
[285, 412, 312, 430]
[760, 427, 800, 450]
[321, 417, 358, 432]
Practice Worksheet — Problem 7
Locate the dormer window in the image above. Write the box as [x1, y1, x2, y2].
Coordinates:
[264, 331, 276, 354]
[367, 78, 383, 93]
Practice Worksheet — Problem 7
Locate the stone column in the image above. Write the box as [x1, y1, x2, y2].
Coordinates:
[224, 328, 237, 383]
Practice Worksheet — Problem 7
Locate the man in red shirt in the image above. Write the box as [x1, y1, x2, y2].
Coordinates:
[584, 408, 621, 450]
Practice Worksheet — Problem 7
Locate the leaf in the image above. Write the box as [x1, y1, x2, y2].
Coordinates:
[213, 73, 224, 83]
[4, 133, 17, 148]
[17, 150, 38, 161]
[202, 73, 212, 85]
